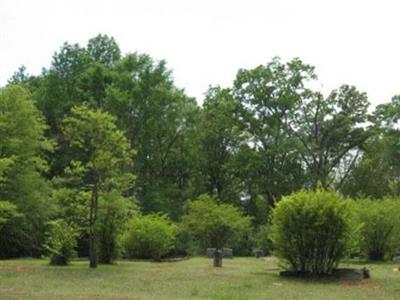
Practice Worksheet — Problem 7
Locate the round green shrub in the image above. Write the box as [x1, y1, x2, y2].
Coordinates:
[123, 214, 177, 261]
[271, 189, 353, 275]
[355, 198, 400, 260]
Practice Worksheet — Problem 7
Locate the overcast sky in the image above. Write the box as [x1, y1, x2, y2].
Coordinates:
[1, 0, 399, 106]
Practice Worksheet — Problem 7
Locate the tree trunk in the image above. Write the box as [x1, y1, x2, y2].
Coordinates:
[89, 185, 98, 268]
[213, 249, 223, 267]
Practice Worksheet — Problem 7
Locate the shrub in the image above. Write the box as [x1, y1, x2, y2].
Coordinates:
[96, 192, 136, 264]
[181, 194, 252, 252]
[45, 220, 77, 265]
[355, 198, 400, 260]
[123, 214, 177, 261]
[271, 189, 353, 275]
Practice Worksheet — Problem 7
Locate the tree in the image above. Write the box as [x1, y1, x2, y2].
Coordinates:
[0, 85, 53, 256]
[182, 194, 251, 267]
[105, 53, 199, 217]
[232, 58, 312, 206]
[34, 36, 120, 179]
[288, 85, 372, 189]
[62, 105, 135, 268]
[196, 87, 243, 204]
[87, 34, 121, 67]
[341, 136, 394, 198]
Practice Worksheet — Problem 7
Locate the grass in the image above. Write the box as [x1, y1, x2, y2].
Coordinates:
[0, 257, 399, 299]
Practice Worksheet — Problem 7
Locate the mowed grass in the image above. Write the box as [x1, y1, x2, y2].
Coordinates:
[0, 257, 399, 300]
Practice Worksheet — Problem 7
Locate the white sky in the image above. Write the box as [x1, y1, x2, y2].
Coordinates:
[1, 0, 399, 106]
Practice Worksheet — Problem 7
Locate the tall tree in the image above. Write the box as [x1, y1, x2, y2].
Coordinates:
[288, 85, 372, 189]
[105, 53, 198, 218]
[196, 87, 243, 204]
[232, 58, 312, 206]
[0, 85, 53, 256]
[343, 95, 400, 197]
[62, 105, 134, 268]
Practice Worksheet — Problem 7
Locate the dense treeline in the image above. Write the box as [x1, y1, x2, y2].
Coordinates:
[1, 34, 400, 265]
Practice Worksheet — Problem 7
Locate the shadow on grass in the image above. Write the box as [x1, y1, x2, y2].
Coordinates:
[120, 256, 192, 264]
[252, 267, 370, 285]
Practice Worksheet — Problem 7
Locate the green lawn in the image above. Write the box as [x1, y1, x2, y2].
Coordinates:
[0, 257, 399, 299]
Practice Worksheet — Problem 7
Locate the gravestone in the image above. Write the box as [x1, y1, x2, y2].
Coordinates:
[255, 250, 264, 258]
[222, 248, 233, 258]
[213, 249, 222, 267]
[206, 248, 216, 257]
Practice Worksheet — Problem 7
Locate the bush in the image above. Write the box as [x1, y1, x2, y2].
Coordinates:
[45, 220, 77, 265]
[181, 194, 252, 252]
[96, 192, 136, 264]
[123, 214, 177, 261]
[271, 189, 353, 275]
[355, 198, 400, 260]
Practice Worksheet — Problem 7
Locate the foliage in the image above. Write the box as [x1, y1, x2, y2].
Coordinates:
[253, 224, 273, 255]
[123, 214, 177, 260]
[3, 35, 400, 262]
[288, 85, 372, 189]
[195, 87, 243, 204]
[62, 105, 135, 267]
[343, 98, 400, 198]
[232, 58, 313, 206]
[0, 201, 19, 229]
[0, 202, 26, 258]
[182, 194, 252, 250]
[44, 220, 78, 265]
[105, 53, 199, 217]
[96, 192, 137, 264]
[0, 85, 54, 256]
[271, 189, 353, 275]
[354, 198, 400, 260]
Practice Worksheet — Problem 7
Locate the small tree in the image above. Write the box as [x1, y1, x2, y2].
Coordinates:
[123, 214, 177, 261]
[45, 220, 77, 265]
[62, 105, 135, 268]
[271, 189, 354, 275]
[182, 194, 251, 267]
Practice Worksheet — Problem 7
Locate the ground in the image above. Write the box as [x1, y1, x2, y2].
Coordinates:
[0, 257, 399, 299]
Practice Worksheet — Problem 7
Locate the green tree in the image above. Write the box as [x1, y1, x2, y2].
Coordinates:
[339, 94, 400, 198]
[288, 85, 372, 189]
[0, 85, 53, 256]
[182, 194, 251, 266]
[196, 87, 243, 204]
[62, 105, 135, 268]
[232, 58, 312, 207]
[105, 53, 199, 217]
